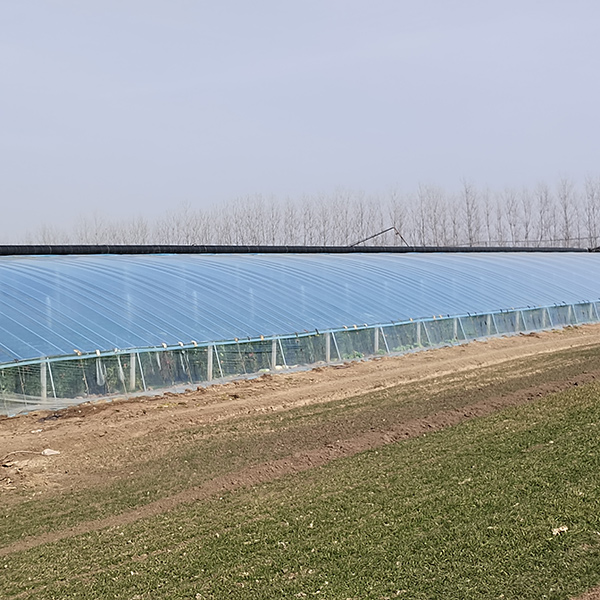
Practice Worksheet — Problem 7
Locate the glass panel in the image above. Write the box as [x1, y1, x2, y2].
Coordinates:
[422, 318, 461, 345]
[524, 308, 542, 330]
[573, 302, 596, 323]
[460, 314, 494, 338]
[548, 305, 571, 326]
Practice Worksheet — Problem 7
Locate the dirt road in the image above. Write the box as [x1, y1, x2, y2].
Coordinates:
[3, 322, 600, 600]
[3, 324, 600, 501]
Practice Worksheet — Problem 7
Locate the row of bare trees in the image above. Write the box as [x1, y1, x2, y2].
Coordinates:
[27, 177, 600, 248]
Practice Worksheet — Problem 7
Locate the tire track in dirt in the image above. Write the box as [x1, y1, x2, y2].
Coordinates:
[2, 368, 598, 558]
[3, 325, 600, 499]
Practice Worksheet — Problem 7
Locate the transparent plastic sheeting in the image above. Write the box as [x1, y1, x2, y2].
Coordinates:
[2, 301, 598, 416]
[1, 252, 600, 364]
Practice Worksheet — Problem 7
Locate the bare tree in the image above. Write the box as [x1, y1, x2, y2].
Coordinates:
[460, 179, 481, 246]
[22, 175, 600, 249]
[585, 176, 600, 248]
[387, 188, 408, 246]
[480, 187, 493, 246]
[520, 187, 533, 246]
[448, 195, 463, 246]
[502, 188, 520, 245]
[556, 177, 576, 247]
[534, 182, 553, 246]
[494, 192, 506, 247]
[282, 199, 300, 245]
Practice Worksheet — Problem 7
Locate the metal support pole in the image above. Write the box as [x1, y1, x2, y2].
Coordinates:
[184, 351, 193, 381]
[331, 331, 342, 360]
[374, 327, 379, 353]
[486, 315, 492, 336]
[116, 355, 126, 391]
[453, 317, 458, 340]
[137, 353, 147, 391]
[491, 313, 499, 335]
[417, 321, 422, 346]
[271, 337, 277, 369]
[40, 360, 47, 400]
[422, 322, 432, 346]
[278, 338, 288, 368]
[515, 310, 520, 333]
[129, 352, 136, 391]
[542, 307, 547, 328]
[237, 342, 247, 374]
[458, 317, 468, 340]
[214, 345, 224, 379]
[48, 362, 57, 398]
[546, 307, 554, 327]
[207, 345, 213, 381]
[325, 332, 331, 363]
[569, 304, 577, 324]
[380, 327, 390, 353]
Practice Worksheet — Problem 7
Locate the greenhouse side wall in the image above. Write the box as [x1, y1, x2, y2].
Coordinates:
[1, 301, 599, 416]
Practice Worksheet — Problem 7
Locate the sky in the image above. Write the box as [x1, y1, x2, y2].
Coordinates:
[1, 1, 599, 240]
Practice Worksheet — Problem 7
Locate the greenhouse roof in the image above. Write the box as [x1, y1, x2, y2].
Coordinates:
[1, 251, 600, 364]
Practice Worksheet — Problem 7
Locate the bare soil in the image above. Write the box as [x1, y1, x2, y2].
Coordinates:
[2, 325, 600, 567]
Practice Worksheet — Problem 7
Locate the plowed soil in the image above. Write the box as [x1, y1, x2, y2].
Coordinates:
[2, 324, 600, 588]
[1, 326, 598, 495]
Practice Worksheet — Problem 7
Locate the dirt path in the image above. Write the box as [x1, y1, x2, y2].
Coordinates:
[3, 366, 600, 557]
[3, 325, 600, 558]
[2, 326, 600, 498]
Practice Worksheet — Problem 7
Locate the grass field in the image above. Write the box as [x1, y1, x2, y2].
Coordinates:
[3, 374, 600, 598]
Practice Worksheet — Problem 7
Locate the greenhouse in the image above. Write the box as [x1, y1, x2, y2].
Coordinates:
[1, 248, 600, 415]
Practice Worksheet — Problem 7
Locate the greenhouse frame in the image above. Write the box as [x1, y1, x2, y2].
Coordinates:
[1, 247, 600, 416]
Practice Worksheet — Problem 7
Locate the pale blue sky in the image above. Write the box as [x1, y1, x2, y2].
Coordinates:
[1, 1, 599, 240]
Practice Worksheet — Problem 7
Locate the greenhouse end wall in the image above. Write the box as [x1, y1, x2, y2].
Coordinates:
[1, 300, 599, 416]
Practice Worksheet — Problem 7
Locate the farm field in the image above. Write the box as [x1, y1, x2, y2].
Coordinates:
[2, 325, 600, 598]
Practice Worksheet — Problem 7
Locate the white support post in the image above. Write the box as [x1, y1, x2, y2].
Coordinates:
[207, 345, 213, 381]
[380, 327, 390, 353]
[271, 337, 277, 369]
[137, 353, 147, 391]
[41, 361, 47, 400]
[129, 352, 136, 391]
[490, 313, 499, 335]
[277, 338, 288, 367]
[117, 355, 126, 391]
[423, 322, 432, 346]
[325, 332, 331, 363]
[458, 317, 468, 340]
[331, 331, 342, 360]
[374, 327, 379, 353]
[214, 345, 224, 379]
[417, 321, 422, 346]
[546, 307, 554, 327]
[515, 310, 520, 333]
[486, 315, 492, 336]
[48, 362, 57, 398]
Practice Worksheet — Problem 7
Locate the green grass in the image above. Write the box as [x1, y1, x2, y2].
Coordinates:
[3, 379, 600, 598]
[2, 344, 597, 548]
